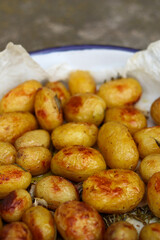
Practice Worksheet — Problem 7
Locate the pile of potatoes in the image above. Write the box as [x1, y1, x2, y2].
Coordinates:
[1, 70, 160, 240]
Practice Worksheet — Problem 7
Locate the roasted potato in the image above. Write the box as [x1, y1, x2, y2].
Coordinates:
[34, 87, 63, 131]
[151, 97, 160, 125]
[51, 122, 98, 150]
[51, 145, 106, 182]
[16, 147, 52, 176]
[54, 200, 105, 240]
[64, 93, 106, 126]
[82, 169, 145, 213]
[22, 206, 56, 240]
[0, 164, 32, 199]
[35, 175, 79, 209]
[0, 112, 38, 143]
[97, 122, 139, 170]
[0, 141, 16, 165]
[0, 189, 32, 222]
[0, 80, 42, 113]
[139, 223, 160, 240]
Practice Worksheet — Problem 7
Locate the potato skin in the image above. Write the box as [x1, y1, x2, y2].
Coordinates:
[97, 78, 142, 107]
[0, 164, 32, 199]
[54, 200, 105, 240]
[105, 106, 147, 134]
[0, 80, 42, 113]
[97, 122, 139, 170]
[82, 169, 145, 214]
[35, 87, 63, 131]
[151, 97, 160, 125]
[16, 147, 52, 176]
[64, 93, 106, 126]
[35, 175, 79, 210]
[139, 223, 160, 240]
[22, 206, 56, 240]
[51, 122, 98, 150]
[51, 145, 106, 182]
[0, 142, 16, 165]
[0, 189, 32, 222]
[0, 112, 38, 144]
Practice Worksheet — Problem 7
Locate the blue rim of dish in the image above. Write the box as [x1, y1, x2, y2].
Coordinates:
[30, 44, 138, 55]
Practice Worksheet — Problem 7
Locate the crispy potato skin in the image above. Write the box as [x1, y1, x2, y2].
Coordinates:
[0, 164, 31, 199]
[104, 221, 138, 240]
[133, 126, 160, 158]
[0, 189, 32, 222]
[68, 70, 96, 95]
[54, 200, 105, 240]
[0, 142, 16, 165]
[82, 169, 145, 214]
[16, 147, 52, 176]
[105, 106, 147, 134]
[0, 112, 38, 144]
[151, 97, 160, 125]
[139, 223, 160, 240]
[0, 80, 42, 113]
[51, 122, 98, 150]
[0, 222, 32, 240]
[64, 93, 106, 126]
[35, 175, 79, 210]
[97, 122, 139, 170]
[22, 206, 56, 240]
[51, 145, 106, 182]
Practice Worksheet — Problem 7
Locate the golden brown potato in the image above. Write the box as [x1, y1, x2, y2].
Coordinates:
[0, 164, 31, 199]
[0, 142, 16, 165]
[51, 122, 98, 150]
[45, 81, 71, 106]
[139, 223, 160, 240]
[0, 112, 38, 144]
[35, 175, 79, 210]
[151, 97, 160, 125]
[82, 169, 145, 214]
[54, 200, 105, 240]
[97, 78, 142, 107]
[51, 145, 106, 182]
[104, 221, 138, 240]
[0, 189, 32, 222]
[0, 80, 42, 113]
[68, 70, 96, 95]
[22, 206, 56, 240]
[34, 87, 63, 131]
[0, 222, 32, 240]
[97, 122, 139, 170]
[133, 126, 160, 159]
[16, 147, 52, 176]
[105, 106, 147, 134]
[64, 93, 106, 126]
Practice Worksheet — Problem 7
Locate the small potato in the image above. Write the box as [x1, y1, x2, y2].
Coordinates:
[133, 126, 160, 158]
[64, 93, 106, 126]
[22, 206, 56, 240]
[35, 87, 63, 131]
[82, 169, 145, 214]
[54, 200, 105, 240]
[139, 223, 160, 240]
[16, 147, 52, 176]
[97, 78, 142, 107]
[104, 221, 138, 240]
[0, 164, 32, 199]
[14, 129, 50, 150]
[0, 142, 16, 165]
[105, 106, 147, 134]
[51, 122, 98, 150]
[151, 97, 160, 125]
[0, 189, 32, 222]
[51, 145, 106, 182]
[45, 81, 70, 106]
[68, 70, 96, 95]
[97, 122, 139, 170]
[0, 222, 32, 240]
[0, 112, 38, 144]
[0, 80, 42, 113]
[35, 175, 79, 209]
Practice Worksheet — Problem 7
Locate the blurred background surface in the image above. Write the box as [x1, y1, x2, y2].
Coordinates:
[0, 0, 160, 52]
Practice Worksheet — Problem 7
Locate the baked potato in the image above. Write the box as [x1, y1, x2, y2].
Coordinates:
[139, 223, 160, 240]
[150, 97, 160, 125]
[0, 142, 16, 165]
